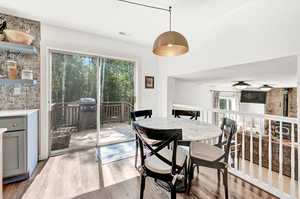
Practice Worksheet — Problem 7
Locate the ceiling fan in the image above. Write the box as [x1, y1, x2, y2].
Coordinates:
[232, 81, 274, 91]
[232, 81, 251, 90]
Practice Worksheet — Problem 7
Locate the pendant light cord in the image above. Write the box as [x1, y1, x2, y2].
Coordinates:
[117, 0, 172, 31]
[169, 6, 172, 31]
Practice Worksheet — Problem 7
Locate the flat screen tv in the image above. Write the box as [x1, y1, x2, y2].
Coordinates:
[240, 90, 267, 104]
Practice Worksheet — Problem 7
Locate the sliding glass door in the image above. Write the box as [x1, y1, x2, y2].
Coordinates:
[98, 58, 135, 145]
[50, 52, 98, 154]
[49, 51, 136, 154]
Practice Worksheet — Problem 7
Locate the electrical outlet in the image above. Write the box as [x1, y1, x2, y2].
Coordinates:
[14, 87, 21, 96]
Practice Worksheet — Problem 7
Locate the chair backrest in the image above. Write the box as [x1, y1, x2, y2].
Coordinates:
[133, 122, 182, 175]
[130, 110, 152, 121]
[218, 117, 237, 162]
[172, 109, 200, 120]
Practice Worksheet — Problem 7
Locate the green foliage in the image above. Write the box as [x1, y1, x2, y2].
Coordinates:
[51, 53, 134, 105]
[101, 58, 134, 104]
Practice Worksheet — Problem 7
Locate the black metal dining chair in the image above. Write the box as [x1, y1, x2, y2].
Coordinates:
[130, 110, 152, 168]
[133, 122, 188, 199]
[215, 117, 242, 170]
[172, 109, 200, 120]
[187, 118, 237, 199]
[172, 109, 201, 173]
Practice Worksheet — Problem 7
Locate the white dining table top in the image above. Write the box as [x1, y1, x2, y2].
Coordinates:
[134, 117, 222, 142]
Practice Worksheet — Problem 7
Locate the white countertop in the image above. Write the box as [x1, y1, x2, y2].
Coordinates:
[0, 128, 6, 134]
[0, 109, 38, 117]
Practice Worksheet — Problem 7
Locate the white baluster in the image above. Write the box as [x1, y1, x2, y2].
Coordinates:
[279, 121, 283, 192]
[242, 116, 245, 172]
[268, 120, 273, 188]
[250, 117, 253, 177]
[234, 113, 238, 170]
[259, 118, 263, 181]
[290, 122, 295, 197]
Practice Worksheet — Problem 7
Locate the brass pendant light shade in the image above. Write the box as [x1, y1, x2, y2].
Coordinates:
[153, 31, 189, 56]
[117, 0, 189, 56]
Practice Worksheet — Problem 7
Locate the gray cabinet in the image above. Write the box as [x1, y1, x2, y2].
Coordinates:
[3, 131, 26, 178]
[0, 110, 38, 183]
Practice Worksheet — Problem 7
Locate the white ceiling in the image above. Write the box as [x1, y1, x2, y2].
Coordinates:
[0, 0, 251, 46]
[173, 56, 298, 88]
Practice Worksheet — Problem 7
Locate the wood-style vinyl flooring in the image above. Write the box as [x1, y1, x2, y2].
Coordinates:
[4, 148, 277, 199]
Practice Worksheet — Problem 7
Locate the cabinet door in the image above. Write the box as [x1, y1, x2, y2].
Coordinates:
[3, 131, 26, 178]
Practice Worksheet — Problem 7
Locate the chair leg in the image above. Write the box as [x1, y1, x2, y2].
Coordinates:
[184, 160, 188, 192]
[223, 168, 229, 199]
[140, 175, 146, 199]
[237, 150, 241, 170]
[170, 184, 176, 199]
[217, 169, 221, 184]
[135, 137, 138, 169]
[187, 161, 194, 194]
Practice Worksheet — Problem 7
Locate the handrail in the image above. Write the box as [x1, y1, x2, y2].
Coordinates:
[173, 103, 299, 199]
[173, 104, 298, 123]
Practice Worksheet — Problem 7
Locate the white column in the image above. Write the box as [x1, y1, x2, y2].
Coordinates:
[39, 28, 50, 160]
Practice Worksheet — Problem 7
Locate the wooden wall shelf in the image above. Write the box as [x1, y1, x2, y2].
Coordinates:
[0, 79, 37, 85]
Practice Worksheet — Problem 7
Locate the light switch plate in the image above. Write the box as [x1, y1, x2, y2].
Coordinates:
[14, 87, 21, 96]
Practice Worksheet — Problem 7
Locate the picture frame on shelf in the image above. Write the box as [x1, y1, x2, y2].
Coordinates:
[145, 76, 154, 89]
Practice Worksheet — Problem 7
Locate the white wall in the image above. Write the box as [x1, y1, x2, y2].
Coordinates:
[173, 80, 266, 115]
[40, 24, 158, 159]
[240, 103, 265, 114]
[173, 80, 212, 109]
[157, 0, 300, 117]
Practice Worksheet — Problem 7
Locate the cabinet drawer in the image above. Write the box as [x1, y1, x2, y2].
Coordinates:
[0, 117, 26, 131]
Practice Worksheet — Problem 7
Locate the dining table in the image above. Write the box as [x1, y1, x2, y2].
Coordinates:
[134, 117, 222, 144]
[133, 117, 223, 193]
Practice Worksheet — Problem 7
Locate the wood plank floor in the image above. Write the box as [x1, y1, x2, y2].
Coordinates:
[3, 161, 47, 199]
[4, 148, 277, 199]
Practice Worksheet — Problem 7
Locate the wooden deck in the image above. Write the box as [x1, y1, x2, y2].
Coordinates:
[67, 122, 134, 150]
[50, 101, 134, 151]
[4, 148, 277, 199]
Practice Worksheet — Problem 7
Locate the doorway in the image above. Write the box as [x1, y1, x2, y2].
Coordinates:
[49, 50, 136, 155]
[98, 57, 135, 145]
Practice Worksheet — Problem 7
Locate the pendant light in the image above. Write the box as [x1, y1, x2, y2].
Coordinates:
[117, 0, 189, 56]
[233, 81, 251, 90]
[153, 6, 189, 56]
[259, 84, 273, 91]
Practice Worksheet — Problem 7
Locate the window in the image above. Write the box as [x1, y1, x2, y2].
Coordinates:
[219, 96, 237, 111]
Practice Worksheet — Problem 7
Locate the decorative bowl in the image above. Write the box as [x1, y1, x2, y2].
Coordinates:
[3, 29, 34, 45]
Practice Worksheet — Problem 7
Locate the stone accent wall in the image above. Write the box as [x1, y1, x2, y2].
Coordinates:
[265, 88, 297, 117]
[0, 13, 40, 110]
[289, 88, 297, 118]
[238, 133, 298, 180]
[242, 88, 299, 180]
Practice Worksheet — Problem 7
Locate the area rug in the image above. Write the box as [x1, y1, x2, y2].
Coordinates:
[96, 141, 136, 164]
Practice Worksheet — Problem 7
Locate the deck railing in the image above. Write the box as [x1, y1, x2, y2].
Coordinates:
[173, 104, 299, 199]
[51, 101, 134, 130]
[101, 101, 134, 123]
